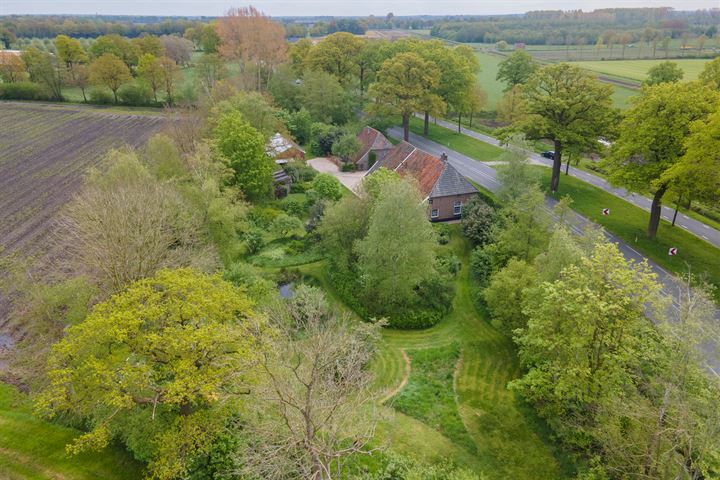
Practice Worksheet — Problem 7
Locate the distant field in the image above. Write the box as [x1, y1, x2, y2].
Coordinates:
[572, 58, 710, 82]
[0, 102, 164, 256]
[465, 39, 720, 61]
[474, 51, 507, 108]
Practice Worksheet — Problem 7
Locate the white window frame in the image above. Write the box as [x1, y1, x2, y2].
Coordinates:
[453, 201, 462, 215]
[431, 209, 439, 219]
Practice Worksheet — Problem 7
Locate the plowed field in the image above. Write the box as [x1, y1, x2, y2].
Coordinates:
[0, 102, 164, 256]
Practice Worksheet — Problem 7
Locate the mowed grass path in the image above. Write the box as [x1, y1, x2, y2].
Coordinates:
[0, 384, 142, 480]
[535, 168, 720, 301]
[372, 230, 572, 478]
[573, 58, 710, 82]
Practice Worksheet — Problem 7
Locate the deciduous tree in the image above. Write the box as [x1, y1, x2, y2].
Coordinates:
[306, 32, 365, 84]
[137, 53, 163, 102]
[54, 34, 87, 67]
[89, 34, 138, 67]
[0, 53, 26, 82]
[355, 178, 436, 307]
[496, 50, 537, 90]
[644, 61, 684, 86]
[243, 285, 381, 480]
[461, 196, 495, 246]
[36, 268, 268, 479]
[216, 6, 287, 90]
[21, 47, 64, 99]
[515, 63, 616, 193]
[369, 52, 442, 141]
[56, 151, 210, 292]
[213, 110, 274, 199]
[699, 56, 720, 89]
[511, 242, 664, 445]
[89, 53, 132, 103]
[605, 82, 718, 238]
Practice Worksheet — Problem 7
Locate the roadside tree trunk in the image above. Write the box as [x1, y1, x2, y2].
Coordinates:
[672, 195, 681, 226]
[565, 153, 571, 175]
[402, 114, 410, 142]
[648, 183, 668, 239]
[551, 139, 563, 193]
[457, 112, 462, 133]
[423, 111, 429, 136]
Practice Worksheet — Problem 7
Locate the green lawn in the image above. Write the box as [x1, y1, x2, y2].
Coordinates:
[371, 229, 575, 478]
[0, 384, 142, 480]
[536, 168, 720, 300]
[392, 343, 476, 453]
[572, 58, 710, 82]
[408, 117, 504, 161]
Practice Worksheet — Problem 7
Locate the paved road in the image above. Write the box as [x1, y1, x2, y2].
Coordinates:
[420, 115, 720, 249]
[389, 126, 719, 371]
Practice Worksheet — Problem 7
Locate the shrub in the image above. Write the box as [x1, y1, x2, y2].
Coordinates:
[0, 81, 45, 100]
[248, 206, 282, 229]
[437, 253, 461, 276]
[389, 309, 443, 329]
[462, 197, 496, 246]
[484, 259, 537, 336]
[312, 173, 343, 201]
[283, 200, 305, 217]
[88, 87, 114, 104]
[435, 224, 452, 244]
[310, 122, 343, 156]
[271, 213, 304, 238]
[283, 162, 316, 183]
[285, 239, 306, 255]
[290, 182, 307, 194]
[340, 162, 357, 172]
[244, 230, 265, 254]
[118, 83, 152, 106]
[470, 246, 494, 289]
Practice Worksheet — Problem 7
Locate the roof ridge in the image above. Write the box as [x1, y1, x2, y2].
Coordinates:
[395, 147, 417, 171]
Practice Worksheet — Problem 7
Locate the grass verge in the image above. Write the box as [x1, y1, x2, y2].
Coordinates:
[536, 167, 720, 300]
[0, 383, 142, 480]
[407, 117, 504, 161]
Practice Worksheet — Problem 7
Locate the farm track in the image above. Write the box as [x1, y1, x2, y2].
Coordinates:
[0, 103, 164, 257]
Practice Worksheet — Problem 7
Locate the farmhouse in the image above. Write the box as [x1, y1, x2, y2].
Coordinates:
[266, 132, 305, 164]
[352, 126, 393, 170]
[367, 141, 478, 221]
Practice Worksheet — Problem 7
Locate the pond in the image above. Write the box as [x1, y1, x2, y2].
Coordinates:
[278, 282, 295, 299]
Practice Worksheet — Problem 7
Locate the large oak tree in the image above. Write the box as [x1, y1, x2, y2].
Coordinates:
[368, 52, 442, 141]
[515, 63, 616, 193]
[605, 82, 718, 238]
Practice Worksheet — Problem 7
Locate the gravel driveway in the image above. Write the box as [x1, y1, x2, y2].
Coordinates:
[308, 157, 365, 195]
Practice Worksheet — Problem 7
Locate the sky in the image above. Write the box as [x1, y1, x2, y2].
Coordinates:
[2, 0, 719, 17]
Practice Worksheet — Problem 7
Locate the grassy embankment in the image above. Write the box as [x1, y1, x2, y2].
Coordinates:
[297, 228, 575, 478]
[534, 168, 720, 301]
[0, 384, 142, 480]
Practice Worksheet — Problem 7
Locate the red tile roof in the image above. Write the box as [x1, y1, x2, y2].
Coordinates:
[353, 126, 392, 164]
[373, 141, 444, 197]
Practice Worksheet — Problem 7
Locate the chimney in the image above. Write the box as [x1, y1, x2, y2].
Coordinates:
[440, 152, 448, 164]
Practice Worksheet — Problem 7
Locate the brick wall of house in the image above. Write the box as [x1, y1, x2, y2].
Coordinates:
[427, 193, 476, 221]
